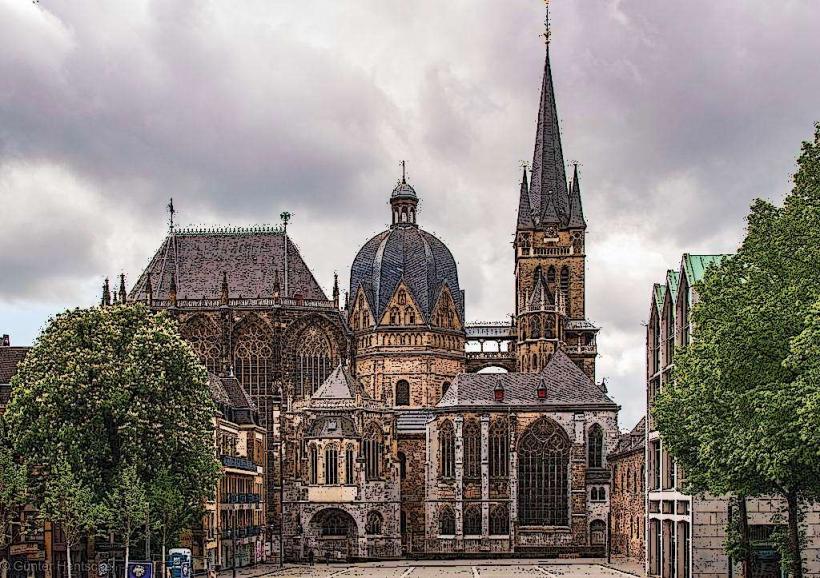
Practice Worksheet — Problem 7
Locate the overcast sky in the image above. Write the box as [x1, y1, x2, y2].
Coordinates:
[2, 0, 819, 428]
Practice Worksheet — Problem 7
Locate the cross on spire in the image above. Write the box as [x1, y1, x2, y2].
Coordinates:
[400, 160, 407, 184]
[167, 198, 176, 233]
[542, 0, 551, 44]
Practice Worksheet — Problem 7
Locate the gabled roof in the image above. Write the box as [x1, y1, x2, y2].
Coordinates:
[652, 283, 666, 317]
[438, 350, 616, 409]
[665, 270, 680, 306]
[207, 372, 256, 411]
[129, 228, 327, 302]
[312, 364, 370, 401]
[681, 253, 731, 286]
[610, 416, 646, 457]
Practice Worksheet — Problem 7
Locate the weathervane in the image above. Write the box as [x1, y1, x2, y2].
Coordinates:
[542, 0, 551, 44]
[519, 160, 530, 171]
[167, 198, 176, 232]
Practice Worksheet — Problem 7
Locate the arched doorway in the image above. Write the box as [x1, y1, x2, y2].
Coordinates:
[308, 508, 358, 561]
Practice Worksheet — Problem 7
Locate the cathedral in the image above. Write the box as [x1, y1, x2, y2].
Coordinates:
[120, 17, 620, 562]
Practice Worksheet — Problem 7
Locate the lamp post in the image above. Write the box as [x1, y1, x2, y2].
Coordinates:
[231, 511, 236, 578]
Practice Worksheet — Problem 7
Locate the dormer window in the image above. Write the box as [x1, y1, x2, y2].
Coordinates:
[537, 379, 547, 399]
[494, 380, 505, 402]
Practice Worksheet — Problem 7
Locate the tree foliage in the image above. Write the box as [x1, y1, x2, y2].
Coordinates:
[654, 123, 820, 576]
[0, 422, 27, 553]
[5, 304, 220, 531]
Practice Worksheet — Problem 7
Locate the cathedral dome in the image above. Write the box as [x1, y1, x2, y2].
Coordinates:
[349, 179, 464, 326]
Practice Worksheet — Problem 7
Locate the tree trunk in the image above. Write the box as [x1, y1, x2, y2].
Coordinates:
[161, 527, 167, 578]
[66, 540, 73, 578]
[125, 535, 130, 578]
[786, 489, 804, 578]
[738, 495, 752, 578]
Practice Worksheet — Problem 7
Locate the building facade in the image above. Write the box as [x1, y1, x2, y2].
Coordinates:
[609, 418, 645, 564]
[645, 254, 820, 578]
[118, 12, 623, 562]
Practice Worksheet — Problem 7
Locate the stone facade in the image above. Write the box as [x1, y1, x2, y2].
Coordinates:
[609, 418, 645, 564]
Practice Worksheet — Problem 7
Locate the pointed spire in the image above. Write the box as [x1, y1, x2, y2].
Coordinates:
[220, 271, 229, 305]
[101, 278, 111, 307]
[118, 273, 127, 304]
[332, 272, 340, 308]
[567, 162, 587, 229]
[516, 164, 534, 230]
[529, 3, 570, 228]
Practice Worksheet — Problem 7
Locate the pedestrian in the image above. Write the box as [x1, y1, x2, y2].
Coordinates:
[307, 550, 314, 567]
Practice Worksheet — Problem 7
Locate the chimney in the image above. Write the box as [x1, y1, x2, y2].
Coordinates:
[1, 334, 9, 347]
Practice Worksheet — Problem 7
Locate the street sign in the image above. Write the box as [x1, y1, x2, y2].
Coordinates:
[127, 561, 153, 578]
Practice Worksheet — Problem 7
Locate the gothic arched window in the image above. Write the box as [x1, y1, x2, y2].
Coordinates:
[309, 445, 318, 485]
[439, 420, 455, 479]
[295, 326, 333, 398]
[390, 307, 399, 325]
[366, 511, 383, 535]
[463, 506, 481, 536]
[324, 444, 338, 485]
[438, 507, 455, 536]
[590, 519, 607, 545]
[395, 380, 410, 406]
[181, 316, 221, 375]
[588, 424, 604, 468]
[517, 417, 570, 526]
[321, 511, 350, 537]
[345, 444, 354, 485]
[547, 266, 556, 285]
[406, 307, 415, 325]
[489, 505, 509, 535]
[398, 290, 406, 305]
[398, 452, 407, 480]
[560, 266, 570, 310]
[363, 423, 383, 481]
[463, 419, 480, 480]
[233, 316, 273, 425]
[489, 418, 509, 478]
[530, 317, 541, 339]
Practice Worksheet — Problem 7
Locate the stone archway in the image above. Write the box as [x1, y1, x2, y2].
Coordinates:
[307, 508, 359, 562]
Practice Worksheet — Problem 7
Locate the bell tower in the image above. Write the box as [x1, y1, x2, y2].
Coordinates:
[513, 9, 597, 379]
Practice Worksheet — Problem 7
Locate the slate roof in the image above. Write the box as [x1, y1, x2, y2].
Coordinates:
[312, 364, 370, 400]
[207, 372, 256, 411]
[610, 417, 646, 458]
[129, 229, 327, 302]
[0, 346, 29, 385]
[438, 350, 616, 409]
[349, 222, 465, 325]
[306, 415, 358, 439]
[396, 409, 433, 434]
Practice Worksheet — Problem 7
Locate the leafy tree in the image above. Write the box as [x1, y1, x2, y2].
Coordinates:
[106, 464, 148, 573]
[40, 459, 106, 578]
[654, 124, 820, 577]
[0, 423, 27, 578]
[5, 304, 220, 554]
[148, 467, 199, 575]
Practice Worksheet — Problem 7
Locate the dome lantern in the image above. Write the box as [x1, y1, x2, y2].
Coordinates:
[391, 161, 418, 227]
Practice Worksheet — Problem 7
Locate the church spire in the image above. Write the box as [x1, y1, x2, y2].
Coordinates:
[567, 162, 587, 229]
[516, 165, 534, 230]
[529, 1, 569, 227]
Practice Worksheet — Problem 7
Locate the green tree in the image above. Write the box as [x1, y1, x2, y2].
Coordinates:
[148, 467, 198, 575]
[106, 464, 148, 573]
[5, 304, 220, 550]
[40, 459, 106, 578]
[654, 124, 820, 578]
[0, 422, 28, 578]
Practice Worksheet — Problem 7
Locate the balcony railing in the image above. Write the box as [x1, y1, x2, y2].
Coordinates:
[222, 493, 262, 505]
[220, 455, 257, 472]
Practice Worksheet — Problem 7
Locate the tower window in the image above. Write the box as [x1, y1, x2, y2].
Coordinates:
[395, 380, 410, 406]
[547, 266, 556, 285]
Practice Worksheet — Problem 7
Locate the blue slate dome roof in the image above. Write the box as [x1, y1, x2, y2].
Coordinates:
[350, 185, 464, 326]
[391, 181, 417, 199]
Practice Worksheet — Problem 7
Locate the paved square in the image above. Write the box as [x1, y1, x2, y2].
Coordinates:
[268, 562, 639, 578]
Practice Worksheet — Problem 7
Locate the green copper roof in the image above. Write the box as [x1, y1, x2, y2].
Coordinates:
[666, 269, 680, 305]
[681, 253, 731, 285]
[653, 283, 666, 316]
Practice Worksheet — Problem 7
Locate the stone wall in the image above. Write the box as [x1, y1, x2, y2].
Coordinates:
[610, 449, 645, 563]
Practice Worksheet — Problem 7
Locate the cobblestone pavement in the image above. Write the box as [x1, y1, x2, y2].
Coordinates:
[220, 559, 644, 578]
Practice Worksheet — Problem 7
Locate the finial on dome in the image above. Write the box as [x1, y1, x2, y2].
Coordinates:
[401, 160, 407, 184]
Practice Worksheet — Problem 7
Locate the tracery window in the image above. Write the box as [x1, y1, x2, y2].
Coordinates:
[295, 326, 333, 398]
[439, 420, 455, 479]
[438, 507, 455, 536]
[463, 506, 481, 536]
[182, 316, 221, 375]
[398, 290, 406, 305]
[588, 424, 604, 468]
[309, 445, 318, 485]
[324, 444, 338, 485]
[345, 445, 354, 485]
[233, 316, 273, 426]
[395, 380, 410, 406]
[489, 419, 509, 478]
[390, 308, 400, 325]
[463, 419, 480, 479]
[489, 505, 509, 535]
[406, 307, 415, 325]
[363, 423, 383, 481]
[366, 511, 383, 535]
[547, 266, 556, 285]
[530, 317, 541, 339]
[517, 417, 569, 526]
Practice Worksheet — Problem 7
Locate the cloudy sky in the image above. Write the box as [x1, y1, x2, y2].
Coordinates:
[2, 0, 819, 428]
